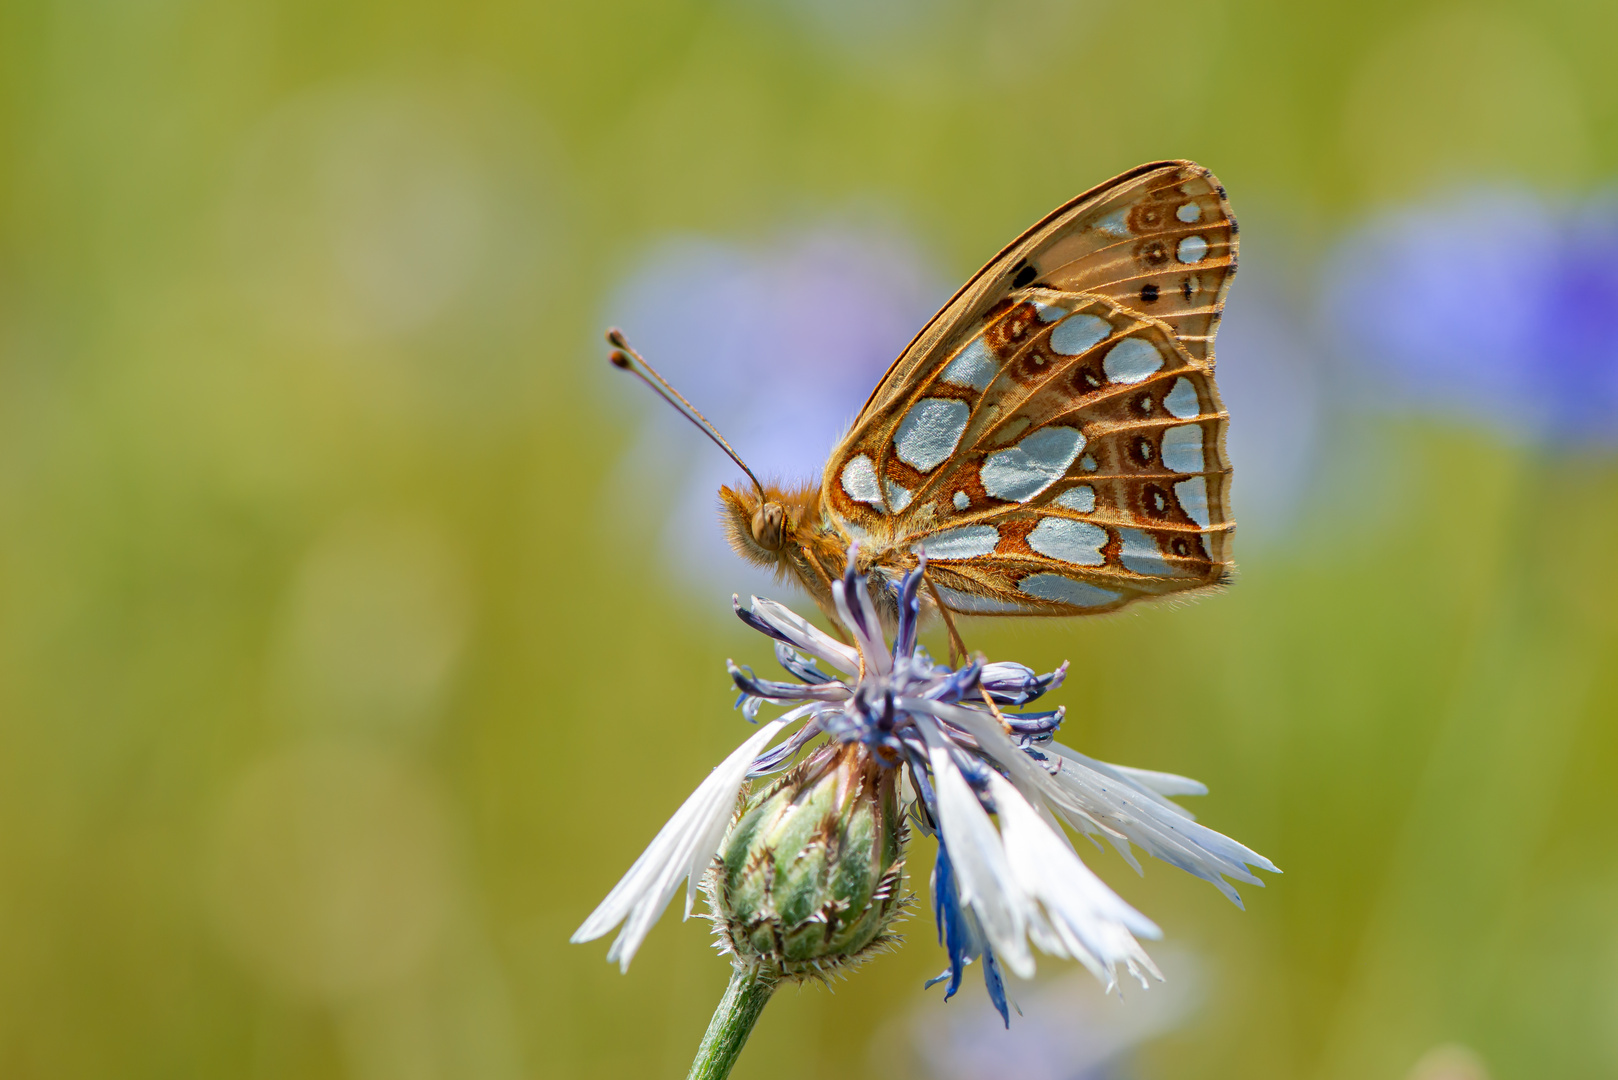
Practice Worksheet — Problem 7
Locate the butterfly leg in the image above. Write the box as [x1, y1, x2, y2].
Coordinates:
[924, 578, 969, 667]
[798, 546, 856, 643]
[976, 684, 1011, 733]
[800, 545, 837, 599]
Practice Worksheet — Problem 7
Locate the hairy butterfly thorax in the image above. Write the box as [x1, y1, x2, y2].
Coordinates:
[607, 159, 1240, 650]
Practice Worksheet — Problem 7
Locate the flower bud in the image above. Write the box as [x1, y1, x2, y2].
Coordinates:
[708, 741, 908, 980]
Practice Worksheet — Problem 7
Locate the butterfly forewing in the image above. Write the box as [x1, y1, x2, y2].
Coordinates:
[1028, 166, 1236, 364]
[822, 160, 1237, 617]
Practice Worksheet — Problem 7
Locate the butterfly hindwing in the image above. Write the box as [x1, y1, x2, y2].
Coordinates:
[845, 291, 1231, 615]
[821, 160, 1236, 617]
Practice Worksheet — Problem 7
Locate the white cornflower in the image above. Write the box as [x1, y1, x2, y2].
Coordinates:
[572, 549, 1278, 1023]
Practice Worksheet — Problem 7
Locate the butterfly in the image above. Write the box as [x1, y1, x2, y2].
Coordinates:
[609, 160, 1236, 657]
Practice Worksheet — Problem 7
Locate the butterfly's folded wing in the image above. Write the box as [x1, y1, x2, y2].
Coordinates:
[822, 160, 1237, 616]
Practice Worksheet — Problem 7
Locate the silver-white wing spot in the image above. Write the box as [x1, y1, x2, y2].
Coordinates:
[894, 398, 970, 473]
[1018, 573, 1120, 607]
[952, 490, 970, 511]
[885, 479, 912, 513]
[1176, 202, 1202, 223]
[1118, 528, 1188, 577]
[1177, 236, 1208, 264]
[1163, 378, 1199, 419]
[1161, 424, 1204, 473]
[1102, 338, 1164, 385]
[1032, 299, 1073, 323]
[1173, 477, 1210, 527]
[980, 426, 1085, 503]
[941, 338, 996, 391]
[1094, 209, 1131, 237]
[1053, 485, 1096, 512]
[1050, 314, 1110, 356]
[841, 454, 883, 508]
[917, 525, 999, 560]
[1027, 518, 1106, 566]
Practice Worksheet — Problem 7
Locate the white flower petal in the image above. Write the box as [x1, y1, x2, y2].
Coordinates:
[1108, 763, 1209, 800]
[987, 772, 1162, 989]
[572, 718, 788, 971]
[916, 702, 1276, 908]
[914, 699, 1104, 823]
[1051, 745, 1203, 819]
[1047, 742, 1279, 904]
[918, 721, 1033, 979]
[748, 597, 859, 673]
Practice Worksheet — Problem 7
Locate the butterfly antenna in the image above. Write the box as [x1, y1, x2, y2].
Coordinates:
[605, 328, 767, 499]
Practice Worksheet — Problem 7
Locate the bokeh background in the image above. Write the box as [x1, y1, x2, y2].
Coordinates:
[3, 1, 1617, 1078]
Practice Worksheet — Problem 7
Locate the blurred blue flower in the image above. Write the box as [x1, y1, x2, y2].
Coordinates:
[602, 223, 945, 598]
[1322, 189, 1618, 445]
[573, 551, 1278, 1024]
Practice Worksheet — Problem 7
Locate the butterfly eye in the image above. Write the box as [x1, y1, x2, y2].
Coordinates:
[751, 503, 787, 552]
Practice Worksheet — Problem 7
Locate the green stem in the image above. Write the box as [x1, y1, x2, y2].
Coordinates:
[686, 964, 778, 1080]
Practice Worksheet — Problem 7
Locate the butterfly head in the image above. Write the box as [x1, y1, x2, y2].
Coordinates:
[719, 483, 803, 566]
[718, 480, 851, 630]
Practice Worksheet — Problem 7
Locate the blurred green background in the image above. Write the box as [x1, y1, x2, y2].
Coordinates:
[3, 1, 1618, 1078]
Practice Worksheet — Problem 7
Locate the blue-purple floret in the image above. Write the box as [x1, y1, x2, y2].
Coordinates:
[1325, 190, 1618, 445]
[981, 661, 1067, 705]
[726, 553, 1066, 1023]
[924, 843, 1011, 1024]
[773, 642, 833, 684]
